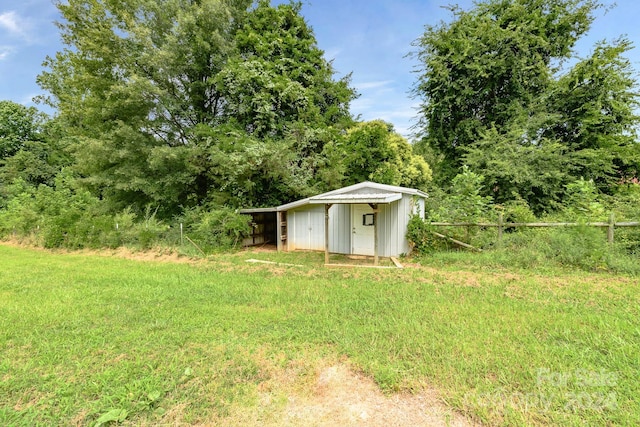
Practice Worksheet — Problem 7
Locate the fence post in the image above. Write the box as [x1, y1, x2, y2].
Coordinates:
[180, 223, 183, 246]
[607, 213, 615, 245]
[497, 212, 503, 247]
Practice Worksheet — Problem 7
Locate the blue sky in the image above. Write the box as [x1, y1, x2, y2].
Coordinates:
[1, 0, 639, 139]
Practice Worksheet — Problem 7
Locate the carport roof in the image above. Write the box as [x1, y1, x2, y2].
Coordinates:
[239, 207, 278, 214]
[240, 182, 428, 213]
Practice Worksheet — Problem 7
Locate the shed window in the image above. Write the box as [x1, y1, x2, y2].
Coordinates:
[362, 213, 375, 226]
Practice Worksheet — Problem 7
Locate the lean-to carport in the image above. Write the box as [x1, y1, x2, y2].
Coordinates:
[241, 181, 428, 263]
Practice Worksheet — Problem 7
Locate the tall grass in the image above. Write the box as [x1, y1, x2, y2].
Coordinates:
[1, 245, 638, 426]
[414, 225, 640, 276]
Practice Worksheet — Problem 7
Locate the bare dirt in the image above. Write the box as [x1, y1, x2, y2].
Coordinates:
[269, 363, 478, 427]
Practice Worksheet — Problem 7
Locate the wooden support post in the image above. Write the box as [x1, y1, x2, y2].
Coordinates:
[608, 212, 615, 245]
[372, 204, 379, 266]
[497, 212, 503, 247]
[276, 211, 282, 251]
[324, 204, 331, 264]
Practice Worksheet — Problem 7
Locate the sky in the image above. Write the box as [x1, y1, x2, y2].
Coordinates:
[1, 0, 640, 139]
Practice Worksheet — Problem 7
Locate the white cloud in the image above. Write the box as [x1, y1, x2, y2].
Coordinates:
[0, 45, 14, 60]
[0, 11, 32, 41]
[355, 80, 394, 90]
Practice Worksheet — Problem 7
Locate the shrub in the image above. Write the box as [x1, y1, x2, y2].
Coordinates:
[563, 178, 606, 221]
[407, 215, 434, 254]
[180, 207, 251, 252]
[607, 184, 640, 253]
[499, 198, 537, 224]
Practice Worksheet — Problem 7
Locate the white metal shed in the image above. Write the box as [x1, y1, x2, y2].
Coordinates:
[245, 182, 427, 264]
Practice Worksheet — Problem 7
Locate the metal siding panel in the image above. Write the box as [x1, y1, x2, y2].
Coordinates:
[308, 205, 325, 251]
[328, 205, 338, 253]
[329, 204, 350, 254]
[398, 195, 412, 255]
[388, 202, 399, 257]
[290, 209, 304, 250]
[377, 204, 385, 257]
[328, 205, 337, 253]
[380, 204, 390, 257]
[377, 205, 385, 257]
[288, 210, 296, 250]
[340, 204, 350, 253]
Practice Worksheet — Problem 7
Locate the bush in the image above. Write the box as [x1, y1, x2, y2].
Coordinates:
[563, 178, 606, 221]
[180, 207, 251, 252]
[486, 226, 639, 274]
[499, 198, 537, 224]
[0, 189, 38, 237]
[407, 215, 438, 254]
[607, 184, 640, 253]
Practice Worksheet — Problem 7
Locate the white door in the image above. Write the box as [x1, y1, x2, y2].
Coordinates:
[290, 207, 325, 251]
[351, 204, 375, 255]
[292, 210, 310, 250]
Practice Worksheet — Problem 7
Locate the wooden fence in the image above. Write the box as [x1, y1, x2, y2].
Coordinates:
[428, 213, 640, 247]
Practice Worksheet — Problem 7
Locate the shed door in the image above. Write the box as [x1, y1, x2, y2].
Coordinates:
[290, 207, 325, 251]
[351, 204, 375, 256]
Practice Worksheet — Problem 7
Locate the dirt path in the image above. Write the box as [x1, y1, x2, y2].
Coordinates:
[272, 363, 478, 427]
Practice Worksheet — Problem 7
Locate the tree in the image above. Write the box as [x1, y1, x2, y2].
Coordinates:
[211, 0, 356, 203]
[0, 138, 69, 191]
[38, 0, 252, 214]
[412, 0, 639, 210]
[545, 39, 640, 186]
[0, 101, 45, 159]
[413, 0, 597, 174]
[0, 103, 70, 204]
[38, 0, 355, 213]
[216, 0, 354, 138]
[463, 124, 570, 213]
[332, 120, 432, 190]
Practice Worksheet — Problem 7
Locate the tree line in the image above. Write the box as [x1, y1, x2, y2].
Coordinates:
[1, 0, 639, 251]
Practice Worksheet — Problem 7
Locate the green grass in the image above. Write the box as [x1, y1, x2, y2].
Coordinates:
[0, 245, 638, 426]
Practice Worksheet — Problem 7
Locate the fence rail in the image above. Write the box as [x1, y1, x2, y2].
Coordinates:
[427, 213, 640, 245]
[426, 222, 640, 227]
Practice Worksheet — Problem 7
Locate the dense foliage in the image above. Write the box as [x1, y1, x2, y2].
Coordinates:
[37, 0, 357, 213]
[326, 120, 432, 189]
[0, 102, 70, 206]
[413, 0, 640, 212]
[407, 167, 640, 273]
[0, 1, 432, 252]
[1, 0, 639, 265]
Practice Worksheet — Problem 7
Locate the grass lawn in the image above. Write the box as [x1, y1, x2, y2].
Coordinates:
[0, 244, 638, 426]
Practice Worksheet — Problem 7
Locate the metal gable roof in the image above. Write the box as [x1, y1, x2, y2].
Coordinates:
[308, 192, 403, 205]
[276, 181, 428, 211]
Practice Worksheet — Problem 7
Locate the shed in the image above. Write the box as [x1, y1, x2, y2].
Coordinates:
[241, 181, 427, 264]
